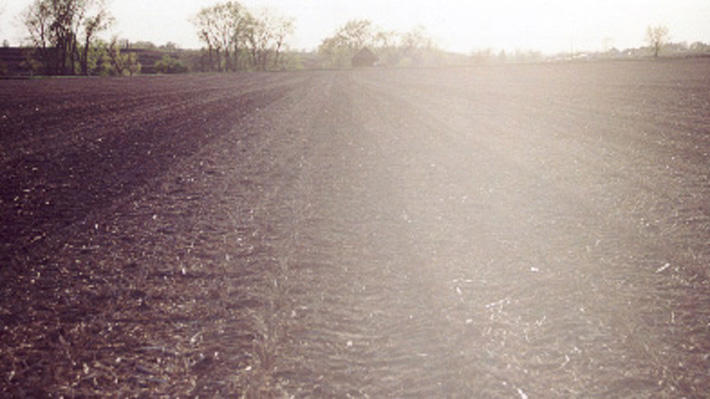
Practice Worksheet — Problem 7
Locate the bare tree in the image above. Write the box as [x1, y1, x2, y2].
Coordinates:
[22, 0, 112, 75]
[22, 0, 54, 74]
[646, 25, 669, 58]
[81, 2, 112, 75]
[244, 13, 268, 70]
[400, 26, 434, 54]
[318, 19, 375, 68]
[192, 2, 294, 72]
[243, 8, 294, 71]
[192, 1, 251, 72]
[268, 12, 294, 70]
[193, 8, 219, 70]
[371, 30, 399, 66]
[49, 0, 82, 74]
[319, 21, 439, 68]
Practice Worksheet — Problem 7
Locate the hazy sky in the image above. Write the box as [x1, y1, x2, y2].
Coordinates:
[1, 0, 709, 53]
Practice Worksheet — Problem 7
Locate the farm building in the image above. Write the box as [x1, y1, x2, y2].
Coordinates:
[352, 47, 378, 68]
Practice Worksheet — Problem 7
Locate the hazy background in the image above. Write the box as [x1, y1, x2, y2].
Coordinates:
[1, 0, 709, 53]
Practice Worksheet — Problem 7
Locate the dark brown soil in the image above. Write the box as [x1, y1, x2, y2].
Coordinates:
[1, 60, 709, 398]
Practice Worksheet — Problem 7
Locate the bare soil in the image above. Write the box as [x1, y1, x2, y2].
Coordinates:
[1, 60, 709, 398]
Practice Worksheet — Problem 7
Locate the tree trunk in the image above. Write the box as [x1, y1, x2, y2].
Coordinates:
[249, 42, 257, 70]
[236, 48, 242, 71]
[273, 42, 283, 70]
[224, 47, 231, 71]
[82, 37, 90, 75]
[57, 40, 66, 75]
[260, 49, 269, 71]
[70, 35, 78, 75]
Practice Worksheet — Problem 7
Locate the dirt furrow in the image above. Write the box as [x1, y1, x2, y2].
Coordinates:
[2, 61, 709, 398]
[258, 65, 710, 397]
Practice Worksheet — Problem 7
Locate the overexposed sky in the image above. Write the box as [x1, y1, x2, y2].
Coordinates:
[1, 0, 709, 53]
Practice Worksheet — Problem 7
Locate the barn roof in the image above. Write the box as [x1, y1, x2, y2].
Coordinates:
[352, 47, 378, 67]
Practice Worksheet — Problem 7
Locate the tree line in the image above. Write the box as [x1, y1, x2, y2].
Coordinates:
[191, 1, 294, 72]
[318, 20, 442, 68]
[9, 1, 710, 76]
[17, 0, 296, 76]
[21, 0, 139, 76]
[316, 21, 693, 67]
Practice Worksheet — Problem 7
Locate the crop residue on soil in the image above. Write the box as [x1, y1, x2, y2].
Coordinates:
[1, 60, 709, 397]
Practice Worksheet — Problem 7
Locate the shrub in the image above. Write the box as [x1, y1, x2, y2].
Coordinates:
[154, 55, 188, 74]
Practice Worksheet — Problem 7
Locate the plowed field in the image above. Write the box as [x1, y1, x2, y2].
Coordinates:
[1, 60, 710, 397]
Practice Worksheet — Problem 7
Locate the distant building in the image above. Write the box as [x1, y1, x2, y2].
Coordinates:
[352, 47, 378, 68]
